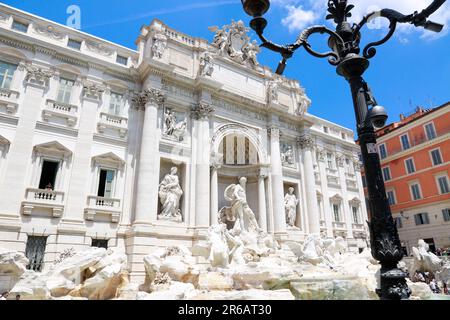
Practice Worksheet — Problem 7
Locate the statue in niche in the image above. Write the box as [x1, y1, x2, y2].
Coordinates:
[284, 187, 299, 228]
[281, 145, 295, 166]
[158, 167, 183, 222]
[199, 52, 215, 77]
[164, 109, 187, 142]
[223, 177, 261, 234]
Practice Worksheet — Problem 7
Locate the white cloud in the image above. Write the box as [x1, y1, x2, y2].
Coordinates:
[273, 0, 450, 39]
[281, 5, 318, 32]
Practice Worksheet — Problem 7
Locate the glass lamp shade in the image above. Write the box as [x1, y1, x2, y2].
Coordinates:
[241, 0, 270, 17]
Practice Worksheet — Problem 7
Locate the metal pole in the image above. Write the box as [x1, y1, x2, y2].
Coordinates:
[337, 55, 411, 300]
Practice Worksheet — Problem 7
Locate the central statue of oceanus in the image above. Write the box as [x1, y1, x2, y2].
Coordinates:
[209, 177, 278, 268]
[219, 177, 261, 234]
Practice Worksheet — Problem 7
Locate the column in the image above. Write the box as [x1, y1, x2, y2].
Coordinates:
[269, 126, 286, 235]
[336, 154, 354, 239]
[192, 102, 214, 228]
[210, 164, 219, 225]
[64, 81, 103, 225]
[317, 148, 334, 238]
[297, 133, 320, 234]
[258, 168, 268, 232]
[133, 89, 164, 224]
[0, 64, 50, 216]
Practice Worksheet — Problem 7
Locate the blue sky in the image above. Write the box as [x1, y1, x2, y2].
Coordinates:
[2, 0, 449, 133]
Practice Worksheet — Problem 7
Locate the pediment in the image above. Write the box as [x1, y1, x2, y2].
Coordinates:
[0, 135, 10, 146]
[349, 197, 361, 205]
[34, 141, 72, 157]
[92, 152, 125, 168]
[330, 194, 343, 203]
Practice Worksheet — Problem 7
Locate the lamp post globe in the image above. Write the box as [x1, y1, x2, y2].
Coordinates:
[241, 0, 270, 17]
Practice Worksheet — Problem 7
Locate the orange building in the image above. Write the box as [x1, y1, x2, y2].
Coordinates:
[361, 102, 450, 255]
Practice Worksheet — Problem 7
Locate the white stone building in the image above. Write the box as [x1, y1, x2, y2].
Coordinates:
[0, 4, 368, 282]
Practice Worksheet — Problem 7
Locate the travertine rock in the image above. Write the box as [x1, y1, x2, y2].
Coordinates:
[137, 282, 196, 300]
[197, 272, 234, 291]
[191, 289, 295, 300]
[407, 279, 433, 300]
[0, 247, 29, 277]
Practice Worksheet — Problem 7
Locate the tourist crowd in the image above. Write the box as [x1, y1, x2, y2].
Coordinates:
[411, 271, 449, 295]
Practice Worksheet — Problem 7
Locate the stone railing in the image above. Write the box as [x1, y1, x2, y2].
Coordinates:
[97, 112, 128, 138]
[26, 188, 64, 203]
[332, 221, 346, 230]
[0, 87, 20, 114]
[23, 188, 65, 217]
[87, 195, 121, 209]
[327, 175, 340, 187]
[352, 223, 365, 230]
[85, 196, 121, 223]
[42, 99, 78, 126]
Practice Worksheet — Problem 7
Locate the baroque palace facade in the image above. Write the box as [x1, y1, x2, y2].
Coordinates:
[0, 4, 368, 280]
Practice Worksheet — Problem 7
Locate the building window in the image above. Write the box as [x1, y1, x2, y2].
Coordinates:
[379, 144, 388, 160]
[430, 149, 443, 166]
[92, 239, 109, 249]
[341, 133, 346, 140]
[387, 190, 396, 205]
[362, 175, 367, 188]
[395, 217, 403, 229]
[67, 38, 82, 50]
[424, 123, 437, 140]
[56, 78, 75, 104]
[352, 206, 359, 224]
[414, 213, 430, 226]
[405, 158, 416, 175]
[400, 134, 410, 150]
[437, 176, 450, 194]
[323, 126, 329, 133]
[109, 92, 124, 115]
[38, 160, 59, 190]
[333, 203, 341, 222]
[382, 167, 391, 181]
[116, 55, 128, 66]
[410, 183, 422, 201]
[98, 169, 115, 198]
[25, 236, 47, 272]
[12, 20, 29, 33]
[0, 61, 17, 89]
[443, 209, 450, 222]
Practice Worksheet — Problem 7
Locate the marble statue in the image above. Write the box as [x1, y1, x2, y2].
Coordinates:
[209, 20, 260, 68]
[296, 94, 311, 117]
[284, 187, 298, 228]
[267, 78, 280, 104]
[199, 52, 214, 77]
[281, 145, 295, 166]
[163, 109, 187, 142]
[158, 167, 183, 222]
[224, 177, 261, 234]
[412, 239, 442, 274]
[242, 40, 260, 67]
[152, 33, 167, 59]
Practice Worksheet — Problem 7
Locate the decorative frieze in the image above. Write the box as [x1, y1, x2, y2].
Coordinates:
[33, 24, 65, 41]
[85, 41, 114, 57]
[163, 108, 187, 142]
[211, 97, 267, 122]
[281, 143, 295, 167]
[132, 89, 165, 108]
[191, 102, 214, 120]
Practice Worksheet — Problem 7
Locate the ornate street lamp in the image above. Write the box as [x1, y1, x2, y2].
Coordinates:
[240, 0, 447, 300]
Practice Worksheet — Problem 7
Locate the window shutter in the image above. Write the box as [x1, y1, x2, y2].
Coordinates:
[414, 214, 420, 226]
[424, 213, 430, 225]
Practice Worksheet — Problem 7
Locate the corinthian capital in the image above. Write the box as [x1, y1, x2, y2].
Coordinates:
[191, 101, 215, 120]
[132, 88, 165, 109]
[297, 133, 314, 150]
[24, 64, 54, 88]
[267, 125, 282, 139]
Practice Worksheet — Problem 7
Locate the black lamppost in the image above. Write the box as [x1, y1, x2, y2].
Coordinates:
[240, 0, 447, 300]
